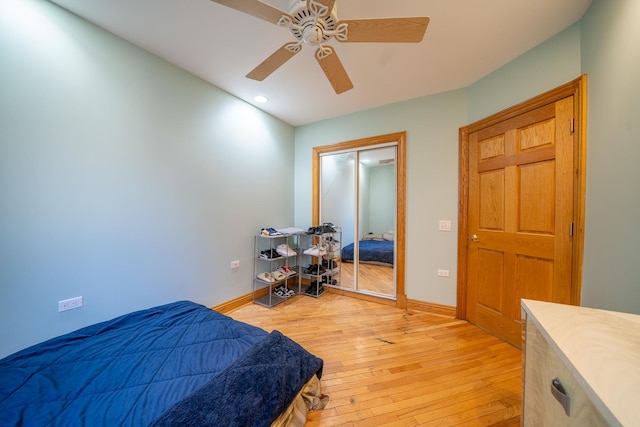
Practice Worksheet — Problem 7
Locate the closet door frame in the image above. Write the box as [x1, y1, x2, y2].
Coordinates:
[312, 131, 407, 309]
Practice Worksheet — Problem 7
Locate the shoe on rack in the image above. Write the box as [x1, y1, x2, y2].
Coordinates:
[276, 243, 297, 257]
[303, 264, 316, 275]
[261, 227, 283, 237]
[305, 281, 319, 294]
[278, 266, 297, 277]
[321, 276, 338, 286]
[319, 223, 336, 233]
[260, 249, 282, 260]
[304, 264, 326, 275]
[303, 245, 327, 256]
[326, 242, 340, 252]
[322, 259, 338, 269]
[271, 270, 286, 281]
[257, 272, 275, 283]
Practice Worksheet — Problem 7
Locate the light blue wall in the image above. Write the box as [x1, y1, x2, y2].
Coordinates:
[368, 165, 395, 234]
[580, 0, 640, 313]
[0, 0, 295, 358]
[467, 23, 582, 123]
[294, 91, 468, 306]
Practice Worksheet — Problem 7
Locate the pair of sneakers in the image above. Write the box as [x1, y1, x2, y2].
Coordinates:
[303, 264, 326, 275]
[273, 285, 295, 298]
[259, 249, 281, 260]
[303, 245, 327, 256]
[276, 243, 297, 257]
[261, 228, 283, 236]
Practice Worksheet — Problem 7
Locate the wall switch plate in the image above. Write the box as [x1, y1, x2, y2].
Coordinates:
[230, 260, 240, 269]
[437, 269, 450, 277]
[59, 296, 83, 312]
[438, 220, 452, 232]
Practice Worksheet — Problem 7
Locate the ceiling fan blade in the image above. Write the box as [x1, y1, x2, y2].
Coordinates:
[315, 46, 353, 94]
[210, 0, 290, 25]
[246, 43, 301, 81]
[339, 17, 430, 43]
[306, 0, 336, 17]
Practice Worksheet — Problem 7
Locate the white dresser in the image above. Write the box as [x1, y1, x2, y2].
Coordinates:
[521, 299, 640, 426]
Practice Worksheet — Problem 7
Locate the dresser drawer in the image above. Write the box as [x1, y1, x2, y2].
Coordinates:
[523, 315, 608, 426]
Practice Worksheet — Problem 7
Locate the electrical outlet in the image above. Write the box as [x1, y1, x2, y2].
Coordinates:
[438, 220, 452, 232]
[59, 296, 83, 312]
[437, 269, 450, 277]
[230, 260, 240, 269]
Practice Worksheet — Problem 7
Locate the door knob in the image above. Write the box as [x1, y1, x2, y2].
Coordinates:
[469, 234, 479, 242]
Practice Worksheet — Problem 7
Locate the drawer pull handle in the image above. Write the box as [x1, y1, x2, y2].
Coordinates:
[550, 377, 571, 416]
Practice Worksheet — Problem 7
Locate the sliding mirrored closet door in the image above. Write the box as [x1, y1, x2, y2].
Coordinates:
[320, 145, 397, 299]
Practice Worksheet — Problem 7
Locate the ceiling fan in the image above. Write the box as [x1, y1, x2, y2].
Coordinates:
[210, 0, 430, 94]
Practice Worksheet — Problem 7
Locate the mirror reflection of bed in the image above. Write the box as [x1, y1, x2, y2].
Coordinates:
[341, 232, 395, 295]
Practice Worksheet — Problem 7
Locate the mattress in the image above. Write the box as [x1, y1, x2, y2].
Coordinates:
[0, 300, 323, 426]
[341, 239, 394, 266]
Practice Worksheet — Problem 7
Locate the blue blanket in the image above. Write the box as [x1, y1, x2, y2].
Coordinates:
[151, 330, 323, 426]
[342, 239, 394, 265]
[0, 301, 321, 426]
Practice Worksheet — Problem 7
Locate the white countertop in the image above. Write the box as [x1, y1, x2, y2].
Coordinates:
[522, 299, 640, 427]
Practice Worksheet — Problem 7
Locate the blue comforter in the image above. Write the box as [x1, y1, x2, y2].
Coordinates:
[0, 301, 323, 426]
[342, 239, 394, 265]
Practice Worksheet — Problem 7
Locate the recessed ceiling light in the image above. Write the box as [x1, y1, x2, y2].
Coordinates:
[253, 95, 268, 104]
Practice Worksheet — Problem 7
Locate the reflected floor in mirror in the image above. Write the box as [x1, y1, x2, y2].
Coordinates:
[340, 262, 394, 295]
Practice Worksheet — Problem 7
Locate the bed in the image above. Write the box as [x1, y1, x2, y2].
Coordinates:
[341, 234, 395, 266]
[0, 300, 326, 426]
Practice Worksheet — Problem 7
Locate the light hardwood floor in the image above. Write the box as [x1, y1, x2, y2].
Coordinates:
[228, 293, 522, 426]
[339, 262, 395, 295]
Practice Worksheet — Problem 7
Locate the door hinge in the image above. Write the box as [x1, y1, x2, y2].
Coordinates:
[570, 222, 574, 237]
[570, 119, 575, 134]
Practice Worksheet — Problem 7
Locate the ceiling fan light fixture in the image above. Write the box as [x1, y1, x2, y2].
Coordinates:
[302, 26, 324, 45]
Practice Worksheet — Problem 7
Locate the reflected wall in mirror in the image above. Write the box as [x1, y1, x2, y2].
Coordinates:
[313, 132, 406, 306]
[356, 147, 396, 297]
[320, 152, 356, 291]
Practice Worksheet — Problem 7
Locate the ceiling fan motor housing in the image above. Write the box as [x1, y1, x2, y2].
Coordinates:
[288, 0, 338, 45]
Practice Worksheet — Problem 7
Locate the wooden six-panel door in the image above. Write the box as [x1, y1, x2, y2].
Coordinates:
[465, 96, 575, 347]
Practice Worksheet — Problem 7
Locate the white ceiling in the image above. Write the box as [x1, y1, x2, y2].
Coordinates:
[49, 0, 592, 126]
